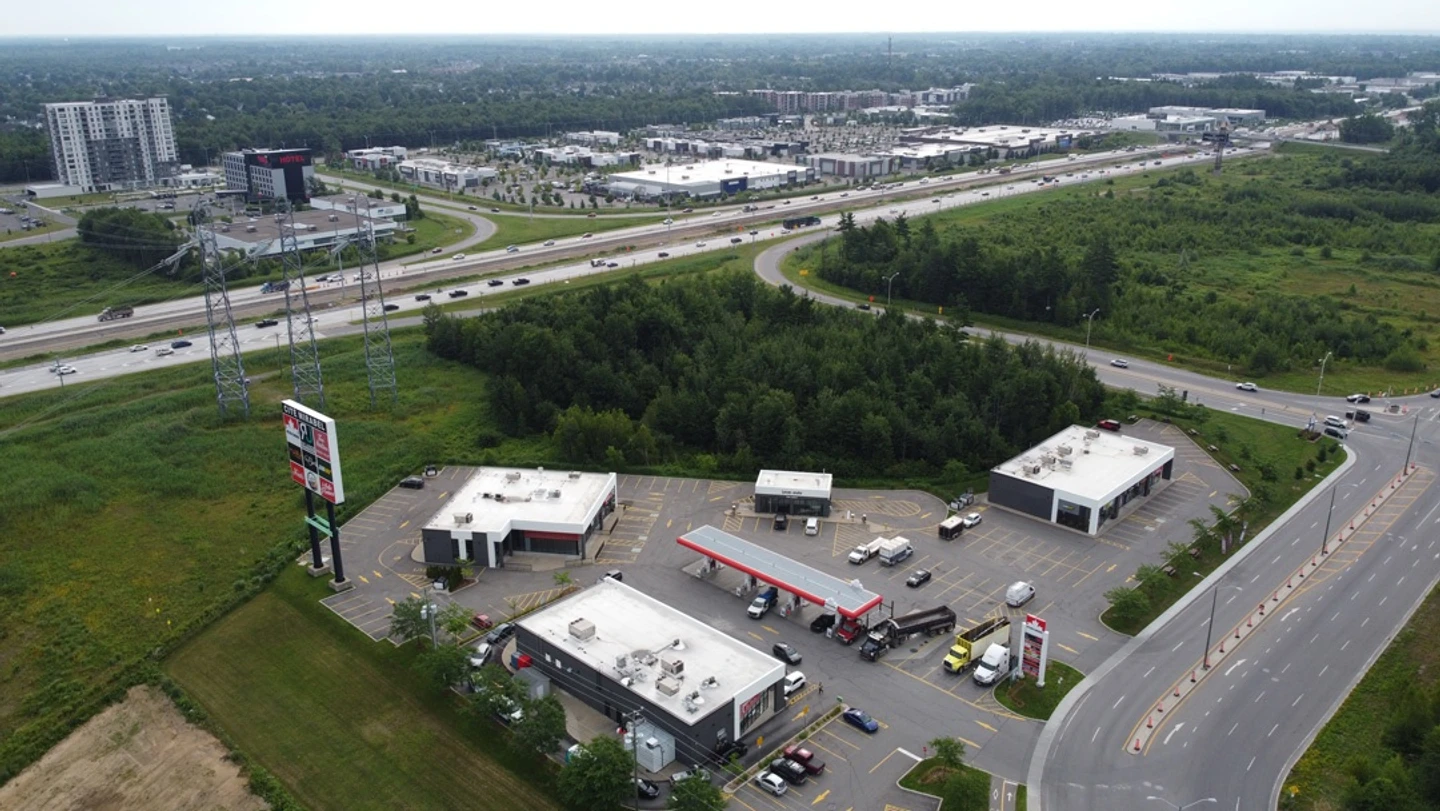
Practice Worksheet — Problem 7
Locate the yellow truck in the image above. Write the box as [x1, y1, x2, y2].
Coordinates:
[942, 617, 1011, 674]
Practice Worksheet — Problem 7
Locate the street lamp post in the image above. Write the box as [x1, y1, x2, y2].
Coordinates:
[1405, 413, 1420, 472]
[885, 272, 900, 308]
[1316, 351, 1333, 397]
[1319, 482, 1361, 556]
[1082, 308, 1101, 358]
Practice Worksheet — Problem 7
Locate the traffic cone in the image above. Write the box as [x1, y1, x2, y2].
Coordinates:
[1191, 670, 1198, 683]
[1147, 715, 1154, 729]
[1247, 615, 1253, 627]
[1220, 640, 1226, 653]
[1234, 627, 1241, 639]
[1157, 701, 1165, 714]
[1134, 738, 1141, 752]
[1174, 684, 1181, 697]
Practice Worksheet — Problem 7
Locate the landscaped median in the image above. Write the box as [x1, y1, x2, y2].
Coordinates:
[993, 661, 1085, 721]
[897, 754, 1001, 811]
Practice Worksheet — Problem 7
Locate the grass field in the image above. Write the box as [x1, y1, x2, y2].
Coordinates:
[0, 221, 64, 243]
[899, 757, 991, 807]
[1283, 583, 1440, 810]
[166, 567, 561, 811]
[381, 211, 475, 261]
[0, 241, 207, 327]
[483, 211, 661, 248]
[994, 662, 1085, 720]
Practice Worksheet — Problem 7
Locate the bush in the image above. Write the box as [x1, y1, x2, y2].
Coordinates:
[1384, 347, 1425, 373]
[1105, 586, 1150, 626]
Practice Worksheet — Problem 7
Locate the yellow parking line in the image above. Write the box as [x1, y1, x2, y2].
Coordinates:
[820, 729, 863, 751]
[812, 789, 831, 805]
[974, 719, 997, 733]
[806, 739, 848, 761]
[1057, 643, 1079, 654]
[357, 574, 370, 584]
[411, 592, 421, 600]
[956, 736, 981, 750]
[372, 570, 383, 579]
[869, 749, 899, 774]
[438, 492, 449, 500]
[399, 520, 409, 529]
[384, 597, 395, 605]
[1077, 631, 1099, 641]
[748, 631, 765, 642]
[761, 624, 780, 635]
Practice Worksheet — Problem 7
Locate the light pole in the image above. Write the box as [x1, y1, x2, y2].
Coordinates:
[1198, 577, 1242, 669]
[1082, 308, 1101, 358]
[1320, 482, 1360, 557]
[1404, 413, 1420, 472]
[1316, 350, 1333, 397]
[884, 272, 900, 308]
[1147, 797, 1217, 811]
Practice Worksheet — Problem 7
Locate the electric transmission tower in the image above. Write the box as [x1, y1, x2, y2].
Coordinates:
[352, 196, 398, 407]
[278, 200, 326, 408]
[195, 203, 251, 417]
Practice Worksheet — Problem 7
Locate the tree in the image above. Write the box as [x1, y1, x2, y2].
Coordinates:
[389, 596, 433, 644]
[1105, 586, 1150, 625]
[469, 664, 528, 721]
[558, 735, 634, 811]
[1340, 113, 1396, 145]
[437, 601, 473, 641]
[668, 774, 726, 811]
[511, 694, 567, 756]
[413, 643, 469, 690]
[929, 736, 966, 769]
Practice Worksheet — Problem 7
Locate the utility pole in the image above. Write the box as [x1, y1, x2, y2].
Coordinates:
[1082, 308, 1101, 358]
[1316, 351, 1332, 397]
[1321, 485, 1337, 557]
[885, 272, 900, 307]
[1405, 413, 1419, 472]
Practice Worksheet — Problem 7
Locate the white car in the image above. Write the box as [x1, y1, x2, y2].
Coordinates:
[543, 240, 556, 246]
[662, 218, 673, 225]
[505, 245, 519, 253]
[452, 253, 466, 261]
[155, 347, 175, 356]
[710, 211, 721, 217]
[695, 241, 707, 247]
[1005, 581, 1036, 607]
[1110, 359, 1129, 368]
[1236, 382, 1258, 392]
[755, 772, 788, 796]
[55, 365, 77, 375]
[129, 345, 149, 353]
[961, 512, 983, 529]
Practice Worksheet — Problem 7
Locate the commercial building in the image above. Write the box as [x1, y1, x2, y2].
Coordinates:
[806, 153, 896, 178]
[533, 145, 641, 167]
[222, 148, 315, 202]
[396, 158, 496, 191]
[564, 130, 621, 146]
[346, 146, 408, 170]
[44, 97, 179, 193]
[753, 470, 832, 517]
[898, 125, 1096, 158]
[515, 577, 787, 767]
[209, 208, 398, 257]
[607, 159, 814, 200]
[1148, 106, 1266, 126]
[988, 426, 1175, 536]
[308, 193, 407, 221]
[421, 467, 618, 567]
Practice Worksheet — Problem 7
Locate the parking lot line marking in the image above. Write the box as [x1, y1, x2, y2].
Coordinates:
[807, 739, 848, 761]
[357, 574, 370, 584]
[919, 512, 932, 520]
[1058, 643, 1079, 654]
[398, 520, 409, 529]
[748, 631, 765, 642]
[666, 519, 673, 528]
[820, 729, 864, 751]
[869, 749, 900, 774]
[384, 597, 395, 605]
[438, 492, 449, 500]
[1210, 489, 1218, 497]
[812, 788, 831, 805]
[1077, 630, 1099, 641]
[974, 719, 998, 733]
[956, 736, 981, 750]
[372, 570, 383, 579]
[762, 624, 780, 635]
[411, 592, 421, 600]
[728, 796, 761, 811]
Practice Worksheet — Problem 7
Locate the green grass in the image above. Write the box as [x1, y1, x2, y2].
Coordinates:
[993, 662, 1085, 720]
[899, 757, 992, 806]
[0, 329, 509, 781]
[482, 211, 661, 248]
[1017, 784, 1028, 811]
[382, 211, 475, 260]
[166, 567, 561, 811]
[0, 221, 64, 243]
[0, 241, 207, 326]
[1099, 405, 1346, 635]
[1283, 583, 1440, 810]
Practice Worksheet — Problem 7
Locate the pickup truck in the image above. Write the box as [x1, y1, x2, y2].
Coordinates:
[835, 617, 867, 645]
[848, 538, 884, 564]
[943, 617, 1010, 674]
[972, 642, 1012, 685]
[748, 587, 779, 619]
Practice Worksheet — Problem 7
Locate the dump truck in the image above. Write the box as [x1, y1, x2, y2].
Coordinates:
[848, 537, 884, 564]
[98, 305, 134, 322]
[942, 617, 1011, 674]
[859, 606, 958, 662]
[877, 536, 913, 567]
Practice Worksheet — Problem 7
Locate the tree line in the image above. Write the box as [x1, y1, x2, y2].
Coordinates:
[423, 273, 1105, 480]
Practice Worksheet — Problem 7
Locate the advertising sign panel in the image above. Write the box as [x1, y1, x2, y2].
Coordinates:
[1022, 612, 1049, 686]
[282, 399, 345, 504]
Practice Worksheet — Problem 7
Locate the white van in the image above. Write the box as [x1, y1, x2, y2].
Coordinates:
[804, 518, 819, 536]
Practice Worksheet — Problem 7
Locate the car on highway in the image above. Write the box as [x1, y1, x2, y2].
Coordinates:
[452, 253, 466, 261]
[749, 230, 759, 235]
[430, 247, 443, 255]
[505, 245, 519, 253]
[1432, 389, 1440, 399]
[695, 241, 707, 247]
[586, 212, 597, 218]
[730, 237, 743, 244]
[487, 279, 504, 287]
[906, 569, 932, 588]
[448, 290, 469, 298]
[1346, 394, 1371, 404]
[772, 642, 801, 665]
[467, 205, 477, 210]
[512, 278, 530, 286]
[857, 302, 871, 310]
[256, 319, 279, 328]
[1110, 358, 1129, 368]
[489, 207, 500, 213]
[657, 252, 670, 258]
[155, 347, 175, 356]
[842, 708, 879, 733]
[1236, 382, 1258, 392]
[129, 345, 149, 352]
[383, 303, 400, 312]
[754, 772, 787, 796]
[782, 745, 826, 775]
[663, 218, 674, 225]
[682, 207, 693, 213]
[171, 340, 193, 349]
[1005, 581, 1036, 607]
[581, 232, 593, 239]
[0, 326, 5, 334]
[711, 211, 721, 217]
[543, 240, 555, 246]
[415, 294, 432, 301]
[961, 512, 983, 529]
[606, 262, 619, 268]
[55, 364, 77, 375]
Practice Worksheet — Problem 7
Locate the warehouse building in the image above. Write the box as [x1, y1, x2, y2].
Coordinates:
[806, 152, 896, 178]
[421, 467, 617, 567]
[753, 470, 833, 517]
[607, 159, 813, 200]
[210, 208, 398, 257]
[515, 577, 787, 767]
[988, 426, 1175, 536]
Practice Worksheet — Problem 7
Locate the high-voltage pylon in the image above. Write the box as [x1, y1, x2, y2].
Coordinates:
[352, 196, 398, 407]
[196, 203, 251, 417]
[278, 200, 326, 408]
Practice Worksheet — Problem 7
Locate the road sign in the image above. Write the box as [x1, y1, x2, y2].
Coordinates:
[283, 399, 346, 504]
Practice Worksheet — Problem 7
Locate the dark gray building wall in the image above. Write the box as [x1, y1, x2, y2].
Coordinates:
[421, 528, 458, 564]
[516, 628, 736, 764]
[987, 471, 1054, 520]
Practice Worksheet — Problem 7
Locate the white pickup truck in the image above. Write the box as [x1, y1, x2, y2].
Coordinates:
[848, 537, 884, 564]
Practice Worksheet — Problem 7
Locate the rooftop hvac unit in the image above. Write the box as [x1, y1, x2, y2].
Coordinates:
[453, 512, 473, 525]
[659, 655, 685, 676]
[700, 676, 719, 689]
[569, 471, 581, 479]
[1029, 465, 1042, 475]
[549, 490, 562, 499]
[506, 471, 522, 482]
[1043, 455, 1057, 467]
[1057, 445, 1073, 456]
[1060, 458, 1074, 470]
[1133, 445, 1150, 456]
[569, 618, 596, 641]
[614, 655, 628, 670]
[655, 675, 681, 696]
[1085, 430, 1101, 440]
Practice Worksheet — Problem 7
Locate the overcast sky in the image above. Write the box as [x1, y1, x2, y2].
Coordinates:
[8, 0, 1439, 37]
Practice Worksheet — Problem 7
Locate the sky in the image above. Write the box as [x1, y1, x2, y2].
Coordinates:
[8, 0, 1440, 37]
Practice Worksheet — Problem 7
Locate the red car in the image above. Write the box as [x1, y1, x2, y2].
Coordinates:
[782, 745, 826, 775]
[471, 613, 493, 630]
[1097, 419, 1122, 432]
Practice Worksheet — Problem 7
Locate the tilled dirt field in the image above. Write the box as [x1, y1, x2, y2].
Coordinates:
[0, 685, 267, 811]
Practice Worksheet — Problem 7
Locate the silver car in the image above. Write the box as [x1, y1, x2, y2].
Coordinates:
[1005, 581, 1036, 607]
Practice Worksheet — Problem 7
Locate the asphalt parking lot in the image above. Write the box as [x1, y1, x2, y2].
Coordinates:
[317, 421, 1238, 806]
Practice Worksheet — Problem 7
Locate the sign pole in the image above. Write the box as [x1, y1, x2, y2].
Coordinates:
[305, 489, 327, 573]
[327, 500, 346, 584]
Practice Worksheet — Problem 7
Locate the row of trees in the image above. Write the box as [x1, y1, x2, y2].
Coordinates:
[75, 207, 185, 270]
[424, 273, 1105, 478]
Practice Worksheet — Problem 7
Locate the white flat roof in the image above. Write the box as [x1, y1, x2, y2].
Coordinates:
[518, 578, 784, 723]
[993, 425, 1174, 503]
[425, 467, 615, 535]
[611, 158, 794, 187]
[755, 469, 832, 498]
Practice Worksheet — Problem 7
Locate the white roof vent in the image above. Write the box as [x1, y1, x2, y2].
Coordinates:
[453, 512, 473, 525]
[660, 655, 685, 676]
[655, 675, 681, 696]
[569, 618, 596, 641]
[1133, 445, 1150, 455]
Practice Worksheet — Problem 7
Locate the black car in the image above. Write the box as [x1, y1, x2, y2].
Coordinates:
[773, 513, 788, 531]
[772, 642, 802, 665]
[1347, 409, 1372, 423]
[256, 319, 279, 328]
[485, 622, 517, 646]
[809, 613, 836, 634]
[906, 569, 932, 588]
[768, 758, 808, 785]
[398, 476, 425, 489]
[171, 340, 193, 349]
[730, 237, 743, 244]
[658, 252, 670, 258]
[512, 278, 531, 286]
[715, 740, 750, 762]
[857, 303, 871, 311]
[635, 778, 660, 799]
[384, 303, 400, 312]
[487, 279, 505, 287]
[448, 290, 469, 298]
[415, 294, 432, 301]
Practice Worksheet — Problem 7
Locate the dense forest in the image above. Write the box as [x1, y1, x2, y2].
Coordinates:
[2, 34, 1438, 182]
[422, 273, 1104, 479]
[809, 112, 1440, 376]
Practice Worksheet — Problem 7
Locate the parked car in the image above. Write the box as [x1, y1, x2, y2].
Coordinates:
[669, 765, 711, 787]
[129, 344, 149, 352]
[468, 641, 493, 668]
[1005, 581, 1037, 607]
[773, 513, 788, 530]
[171, 340, 193, 349]
[448, 290, 469, 298]
[1097, 418, 1122, 432]
[1346, 394, 1371, 404]
[485, 623, 517, 646]
[1236, 382, 1258, 392]
[809, 613, 836, 633]
[1110, 359, 1129, 368]
[415, 294, 432, 301]
[470, 612, 493, 630]
[487, 279, 504, 287]
[961, 512, 983, 529]
[754, 772, 788, 796]
[634, 778, 660, 799]
[772, 642, 802, 665]
[715, 740, 749, 762]
[906, 569, 932, 588]
[842, 708, 879, 733]
[782, 745, 827, 775]
[398, 476, 425, 489]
